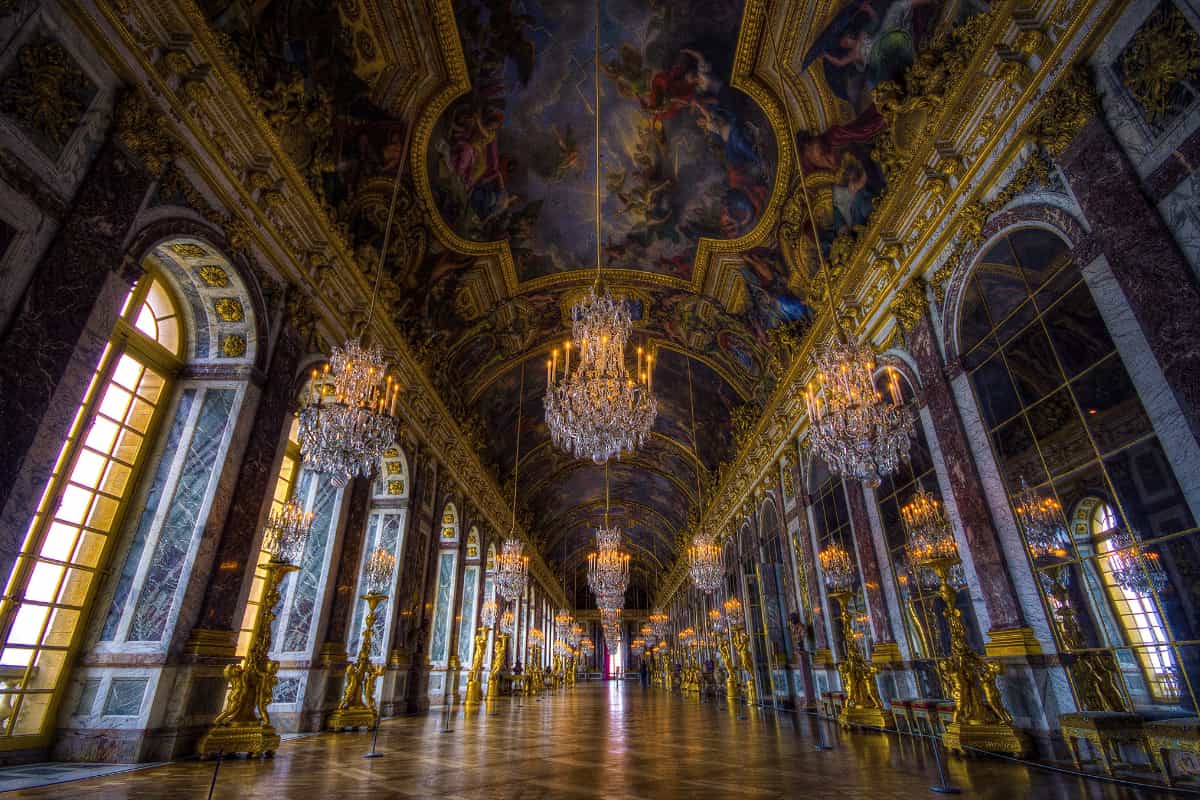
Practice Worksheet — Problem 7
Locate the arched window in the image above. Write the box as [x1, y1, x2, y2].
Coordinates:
[348, 448, 409, 662]
[873, 369, 981, 695]
[810, 462, 869, 652]
[0, 275, 182, 742]
[428, 503, 459, 669]
[1092, 501, 1178, 703]
[456, 528, 482, 667]
[959, 227, 1197, 711]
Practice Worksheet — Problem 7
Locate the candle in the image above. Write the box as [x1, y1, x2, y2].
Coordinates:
[546, 358, 552, 388]
[646, 354, 653, 391]
[564, 341, 571, 375]
[637, 346, 643, 383]
[552, 347, 558, 381]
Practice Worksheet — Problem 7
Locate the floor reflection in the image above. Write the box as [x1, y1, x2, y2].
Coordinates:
[0, 683, 1177, 798]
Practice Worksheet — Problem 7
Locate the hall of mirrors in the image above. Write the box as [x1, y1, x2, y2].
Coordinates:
[0, 0, 1198, 796]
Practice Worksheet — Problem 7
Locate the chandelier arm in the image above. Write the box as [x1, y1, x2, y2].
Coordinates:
[363, 120, 414, 334]
[762, 0, 841, 332]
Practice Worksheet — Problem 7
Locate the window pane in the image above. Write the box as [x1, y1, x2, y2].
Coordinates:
[1027, 388, 1092, 476]
[1072, 355, 1154, 455]
[1104, 439, 1196, 541]
[970, 353, 1020, 428]
[992, 415, 1039, 489]
[1003, 323, 1060, 405]
[1043, 284, 1115, 377]
[1009, 228, 1070, 290]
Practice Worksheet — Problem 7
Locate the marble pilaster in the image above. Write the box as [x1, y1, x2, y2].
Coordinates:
[909, 314, 1025, 633]
[1056, 116, 1200, 444]
[0, 140, 150, 579]
[843, 481, 894, 647]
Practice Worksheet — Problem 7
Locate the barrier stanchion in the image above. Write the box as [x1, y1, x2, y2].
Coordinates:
[364, 717, 383, 758]
[206, 750, 223, 800]
[928, 734, 961, 794]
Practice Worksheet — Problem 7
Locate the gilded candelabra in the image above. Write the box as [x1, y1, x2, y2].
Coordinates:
[199, 502, 311, 757]
[328, 592, 388, 730]
[819, 541, 887, 728]
[329, 547, 394, 730]
[902, 490, 1027, 755]
[464, 626, 490, 705]
[486, 632, 509, 701]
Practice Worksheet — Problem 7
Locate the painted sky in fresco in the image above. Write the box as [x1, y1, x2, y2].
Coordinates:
[428, 0, 776, 281]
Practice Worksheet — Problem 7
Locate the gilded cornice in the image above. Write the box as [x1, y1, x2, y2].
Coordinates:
[69, 0, 567, 608]
[654, 0, 1126, 609]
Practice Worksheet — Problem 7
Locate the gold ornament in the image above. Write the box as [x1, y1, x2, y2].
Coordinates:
[485, 632, 508, 701]
[198, 560, 297, 758]
[1119, 4, 1200, 122]
[214, 297, 244, 322]
[828, 590, 890, 730]
[327, 592, 387, 730]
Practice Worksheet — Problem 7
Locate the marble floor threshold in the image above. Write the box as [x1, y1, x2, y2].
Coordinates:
[0, 684, 1188, 798]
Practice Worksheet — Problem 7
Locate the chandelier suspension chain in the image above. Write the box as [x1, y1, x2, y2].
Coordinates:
[763, 0, 839, 327]
[593, 0, 602, 281]
[363, 121, 414, 335]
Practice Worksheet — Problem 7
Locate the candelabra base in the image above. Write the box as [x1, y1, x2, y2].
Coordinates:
[198, 721, 280, 758]
[941, 720, 1030, 757]
[464, 678, 483, 706]
[327, 706, 378, 731]
[839, 706, 893, 731]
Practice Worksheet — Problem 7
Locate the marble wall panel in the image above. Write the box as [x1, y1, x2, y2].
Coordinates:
[127, 388, 235, 641]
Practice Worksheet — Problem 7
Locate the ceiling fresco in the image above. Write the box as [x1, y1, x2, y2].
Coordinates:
[196, 0, 992, 602]
[427, 0, 776, 282]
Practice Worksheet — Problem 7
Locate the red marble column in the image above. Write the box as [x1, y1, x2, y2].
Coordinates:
[191, 322, 303, 640]
[1056, 116, 1200, 443]
[322, 477, 373, 650]
[844, 481, 894, 645]
[0, 140, 151, 572]
[910, 313, 1025, 631]
[791, 488, 828, 652]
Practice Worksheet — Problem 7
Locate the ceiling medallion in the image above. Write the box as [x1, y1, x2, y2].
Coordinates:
[297, 134, 411, 488]
[543, 0, 656, 465]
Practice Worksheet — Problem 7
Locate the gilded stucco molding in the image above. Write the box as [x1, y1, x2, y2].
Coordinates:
[70, 0, 567, 609]
[654, 0, 1125, 609]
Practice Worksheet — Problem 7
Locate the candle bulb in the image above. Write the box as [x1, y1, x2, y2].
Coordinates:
[546, 358, 552, 388]
[564, 340, 571, 375]
[552, 347, 558, 381]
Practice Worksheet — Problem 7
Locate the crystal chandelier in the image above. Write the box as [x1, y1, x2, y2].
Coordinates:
[587, 464, 630, 607]
[543, 0, 656, 465]
[569, 623, 585, 648]
[805, 343, 913, 489]
[499, 608, 515, 635]
[481, 600, 498, 628]
[496, 363, 530, 603]
[1013, 477, 1069, 562]
[363, 546, 396, 595]
[1106, 527, 1167, 596]
[818, 542, 856, 594]
[600, 606, 622, 627]
[639, 623, 656, 647]
[722, 598, 744, 628]
[687, 533, 723, 595]
[631, 637, 645, 656]
[297, 132, 413, 489]
[555, 608, 575, 640]
[649, 609, 669, 640]
[495, 538, 529, 603]
[262, 500, 314, 565]
[901, 488, 959, 571]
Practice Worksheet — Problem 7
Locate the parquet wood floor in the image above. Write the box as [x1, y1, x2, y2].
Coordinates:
[4, 684, 1177, 798]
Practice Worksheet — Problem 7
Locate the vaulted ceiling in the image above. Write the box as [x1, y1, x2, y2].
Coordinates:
[199, 0, 983, 604]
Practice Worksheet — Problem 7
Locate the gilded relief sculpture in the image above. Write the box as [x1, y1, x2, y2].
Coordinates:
[329, 548, 395, 731]
[199, 503, 312, 758]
